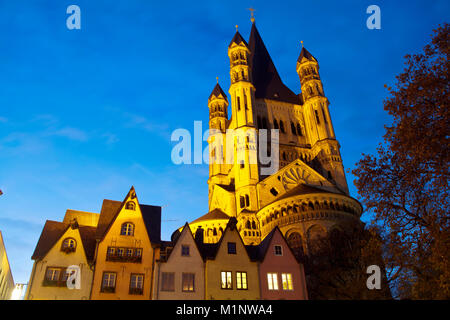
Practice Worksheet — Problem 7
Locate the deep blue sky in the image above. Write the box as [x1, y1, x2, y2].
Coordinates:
[0, 0, 448, 284]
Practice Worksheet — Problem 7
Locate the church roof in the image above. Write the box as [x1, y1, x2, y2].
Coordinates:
[208, 83, 228, 102]
[229, 31, 248, 48]
[248, 23, 300, 105]
[190, 208, 230, 224]
[297, 46, 317, 63]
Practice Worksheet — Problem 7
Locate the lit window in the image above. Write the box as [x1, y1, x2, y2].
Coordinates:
[227, 242, 236, 254]
[274, 245, 283, 256]
[221, 271, 232, 289]
[126, 248, 133, 257]
[129, 274, 144, 295]
[267, 273, 278, 290]
[282, 273, 293, 290]
[107, 247, 116, 256]
[182, 273, 195, 292]
[236, 272, 248, 290]
[117, 248, 124, 256]
[181, 245, 190, 256]
[161, 272, 175, 292]
[101, 272, 116, 293]
[121, 223, 134, 236]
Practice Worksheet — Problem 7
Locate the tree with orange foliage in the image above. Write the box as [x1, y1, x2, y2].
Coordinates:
[352, 23, 449, 299]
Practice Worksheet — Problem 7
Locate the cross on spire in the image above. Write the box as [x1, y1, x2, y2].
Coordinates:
[248, 7, 256, 23]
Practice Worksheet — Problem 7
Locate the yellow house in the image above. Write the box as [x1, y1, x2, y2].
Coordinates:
[90, 187, 161, 300]
[0, 231, 14, 300]
[154, 223, 205, 300]
[203, 218, 260, 300]
[26, 211, 98, 300]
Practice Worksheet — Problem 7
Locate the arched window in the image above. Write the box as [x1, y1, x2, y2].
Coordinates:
[237, 96, 241, 111]
[240, 196, 245, 208]
[121, 222, 134, 236]
[279, 121, 285, 133]
[61, 238, 77, 252]
[297, 123, 302, 136]
[245, 194, 250, 207]
[291, 122, 297, 135]
[322, 107, 328, 124]
[262, 117, 268, 129]
[125, 201, 135, 210]
[251, 221, 257, 229]
[246, 220, 251, 229]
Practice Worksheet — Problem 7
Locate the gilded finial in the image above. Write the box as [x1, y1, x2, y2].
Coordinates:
[248, 8, 256, 23]
[216, 76, 219, 84]
[301, 40, 304, 48]
[235, 25, 238, 31]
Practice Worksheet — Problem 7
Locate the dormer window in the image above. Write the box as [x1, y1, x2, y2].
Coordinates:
[61, 238, 76, 253]
[125, 201, 135, 210]
[121, 222, 134, 236]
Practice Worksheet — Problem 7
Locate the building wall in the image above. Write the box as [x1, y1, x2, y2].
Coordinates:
[0, 231, 14, 300]
[259, 230, 308, 300]
[90, 197, 155, 300]
[154, 228, 204, 300]
[26, 227, 93, 300]
[205, 229, 259, 300]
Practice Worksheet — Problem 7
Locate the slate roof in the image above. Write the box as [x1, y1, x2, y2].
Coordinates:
[208, 83, 228, 102]
[31, 220, 97, 262]
[229, 31, 248, 48]
[95, 199, 121, 240]
[297, 46, 316, 63]
[248, 23, 301, 105]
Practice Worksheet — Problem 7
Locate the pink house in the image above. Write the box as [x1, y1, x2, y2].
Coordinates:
[257, 227, 308, 300]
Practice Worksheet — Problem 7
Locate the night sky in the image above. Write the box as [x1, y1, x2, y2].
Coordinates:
[0, 0, 448, 284]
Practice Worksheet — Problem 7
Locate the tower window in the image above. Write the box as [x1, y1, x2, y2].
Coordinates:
[274, 119, 279, 130]
[244, 91, 248, 110]
[237, 96, 241, 111]
[251, 220, 257, 229]
[322, 107, 328, 124]
[314, 110, 321, 124]
[297, 123, 303, 136]
[245, 194, 250, 207]
[279, 121, 285, 133]
[240, 161, 244, 169]
[291, 122, 297, 135]
[270, 188, 279, 196]
[240, 196, 245, 208]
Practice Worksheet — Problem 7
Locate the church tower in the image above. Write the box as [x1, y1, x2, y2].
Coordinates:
[207, 81, 229, 207]
[296, 44, 349, 194]
[228, 27, 260, 244]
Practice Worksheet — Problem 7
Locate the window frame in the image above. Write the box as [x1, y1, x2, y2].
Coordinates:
[161, 272, 175, 292]
[274, 245, 283, 256]
[181, 245, 190, 257]
[236, 271, 248, 290]
[120, 222, 135, 236]
[181, 273, 195, 293]
[227, 242, 237, 254]
[221, 271, 233, 290]
[61, 238, 77, 253]
[281, 273, 294, 291]
[101, 271, 117, 293]
[129, 273, 144, 295]
[267, 272, 279, 291]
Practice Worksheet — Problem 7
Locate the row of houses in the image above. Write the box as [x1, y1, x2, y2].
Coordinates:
[25, 187, 308, 300]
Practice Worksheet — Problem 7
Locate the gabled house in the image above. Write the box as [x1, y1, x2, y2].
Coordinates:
[201, 218, 260, 300]
[153, 223, 204, 300]
[90, 186, 161, 300]
[26, 211, 98, 300]
[257, 227, 308, 300]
